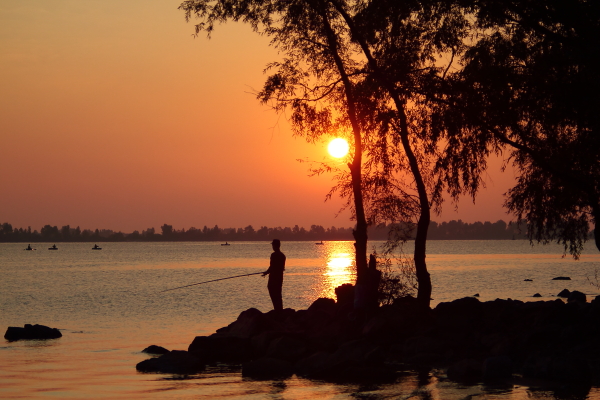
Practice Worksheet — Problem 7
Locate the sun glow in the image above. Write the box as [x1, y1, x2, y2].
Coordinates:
[328, 138, 349, 158]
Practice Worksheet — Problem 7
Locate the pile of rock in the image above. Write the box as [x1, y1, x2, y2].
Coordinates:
[137, 290, 600, 386]
[4, 324, 62, 341]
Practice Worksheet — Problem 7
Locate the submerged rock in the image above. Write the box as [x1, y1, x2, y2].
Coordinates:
[136, 350, 204, 374]
[188, 335, 252, 362]
[567, 290, 586, 303]
[4, 324, 62, 341]
[557, 289, 571, 298]
[142, 345, 170, 355]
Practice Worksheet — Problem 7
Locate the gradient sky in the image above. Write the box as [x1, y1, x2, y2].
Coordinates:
[0, 0, 516, 233]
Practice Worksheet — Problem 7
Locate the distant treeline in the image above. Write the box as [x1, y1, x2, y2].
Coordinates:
[0, 220, 538, 242]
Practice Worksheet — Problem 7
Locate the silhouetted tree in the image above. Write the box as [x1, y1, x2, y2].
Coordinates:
[41, 225, 60, 241]
[60, 225, 71, 241]
[180, 0, 488, 308]
[449, 0, 600, 255]
[161, 224, 174, 238]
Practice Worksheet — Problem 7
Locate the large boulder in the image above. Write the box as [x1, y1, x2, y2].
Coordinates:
[142, 345, 170, 355]
[557, 289, 571, 298]
[335, 284, 354, 308]
[482, 355, 512, 381]
[242, 357, 293, 380]
[188, 335, 252, 362]
[4, 324, 62, 341]
[136, 350, 204, 374]
[567, 290, 586, 304]
[217, 308, 268, 338]
[307, 298, 336, 316]
[295, 351, 334, 378]
[265, 335, 309, 362]
[447, 358, 482, 382]
[523, 355, 592, 384]
[435, 297, 482, 316]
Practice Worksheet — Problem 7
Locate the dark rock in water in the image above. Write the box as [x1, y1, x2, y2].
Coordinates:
[548, 356, 592, 384]
[296, 351, 334, 378]
[361, 314, 390, 338]
[136, 350, 204, 374]
[217, 308, 267, 338]
[242, 357, 293, 380]
[552, 276, 571, 280]
[524, 279, 533, 281]
[308, 297, 336, 316]
[524, 355, 592, 384]
[188, 335, 252, 362]
[532, 293, 542, 297]
[482, 355, 512, 381]
[447, 358, 482, 382]
[557, 289, 571, 298]
[435, 297, 482, 325]
[567, 290, 586, 303]
[4, 324, 62, 341]
[266, 335, 308, 362]
[295, 342, 393, 382]
[265, 308, 296, 324]
[142, 345, 170, 355]
[334, 283, 354, 307]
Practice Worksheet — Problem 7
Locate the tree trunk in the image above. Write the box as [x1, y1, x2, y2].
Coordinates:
[398, 108, 432, 309]
[594, 205, 600, 252]
[316, 1, 369, 285]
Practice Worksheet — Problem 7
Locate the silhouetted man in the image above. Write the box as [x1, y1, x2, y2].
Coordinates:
[262, 239, 286, 311]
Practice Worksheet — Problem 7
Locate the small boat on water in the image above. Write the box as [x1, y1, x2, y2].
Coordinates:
[25, 244, 35, 251]
[92, 244, 102, 250]
[48, 244, 58, 250]
[315, 241, 324, 245]
[221, 242, 231, 246]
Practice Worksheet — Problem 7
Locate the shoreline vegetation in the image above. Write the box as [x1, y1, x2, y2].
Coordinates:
[0, 219, 570, 243]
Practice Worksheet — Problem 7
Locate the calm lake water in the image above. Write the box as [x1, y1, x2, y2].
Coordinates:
[1, 240, 600, 399]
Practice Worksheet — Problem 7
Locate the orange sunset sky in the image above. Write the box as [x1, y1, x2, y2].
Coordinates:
[0, 0, 517, 233]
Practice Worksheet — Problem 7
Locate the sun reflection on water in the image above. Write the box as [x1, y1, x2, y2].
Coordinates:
[317, 241, 356, 300]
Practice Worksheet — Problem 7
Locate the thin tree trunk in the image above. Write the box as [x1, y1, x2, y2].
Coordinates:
[397, 108, 432, 309]
[316, 1, 368, 284]
[593, 205, 600, 252]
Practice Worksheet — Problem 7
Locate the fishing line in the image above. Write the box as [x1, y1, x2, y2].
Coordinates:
[159, 272, 263, 293]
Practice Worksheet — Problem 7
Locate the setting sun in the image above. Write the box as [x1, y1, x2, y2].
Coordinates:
[328, 138, 349, 158]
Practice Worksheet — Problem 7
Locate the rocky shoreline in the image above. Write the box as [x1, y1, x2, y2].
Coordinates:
[136, 287, 600, 387]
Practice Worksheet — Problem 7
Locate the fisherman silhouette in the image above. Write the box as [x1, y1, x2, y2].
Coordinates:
[262, 239, 286, 311]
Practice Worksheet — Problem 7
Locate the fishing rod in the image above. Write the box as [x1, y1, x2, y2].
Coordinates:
[159, 272, 263, 293]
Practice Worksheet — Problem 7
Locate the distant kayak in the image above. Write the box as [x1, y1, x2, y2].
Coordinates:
[48, 244, 58, 250]
[92, 244, 102, 250]
[315, 241, 324, 245]
[221, 242, 231, 246]
[25, 244, 35, 251]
